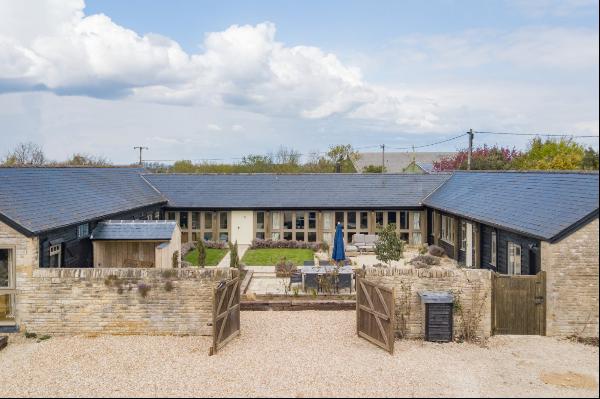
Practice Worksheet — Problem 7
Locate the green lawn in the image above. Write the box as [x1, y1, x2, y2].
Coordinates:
[184, 248, 228, 266]
[241, 248, 315, 266]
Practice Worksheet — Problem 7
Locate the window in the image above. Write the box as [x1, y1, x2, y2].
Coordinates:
[441, 215, 455, 244]
[491, 231, 497, 267]
[387, 211, 397, 225]
[178, 212, 188, 229]
[460, 221, 467, 250]
[283, 211, 293, 229]
[219, 212, 228, 230]
[347, 212, 356, 229]
[204, 212, 213, 229]
[271, 212, 281, 230]
[256, 211, 265, 230]
[360, 212, 368, 230]
[335, 212, 344, 226]
[295, 212, 305, 230]
[508, 242, 521, 275]
[191, 212, 201, 230]
[412, 212, 421, 231]
[49, 244, 62, 268]
[308, 212, 317, 230]
[166, 211, 176, 221]
[400, 211, 409, 230]
[0, 248, 15, 323]
[375, 211, 384, 230]
[77, 223, 89, 239]
[256, 232, 265, 240]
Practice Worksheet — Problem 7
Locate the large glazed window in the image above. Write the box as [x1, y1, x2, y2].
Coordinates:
[0, 247, 15, 323]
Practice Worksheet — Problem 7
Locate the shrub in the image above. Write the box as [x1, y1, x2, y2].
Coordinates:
[229, 241, 240, 269]
[275, 257, 297, 277]
[251, 238, 321, 251]
[428, 245, 445, 257]
[409, 254, 441, 266]
[374, 223, 404, 265]
[196, 239, 207, 267]
[418, 244, 428, 255]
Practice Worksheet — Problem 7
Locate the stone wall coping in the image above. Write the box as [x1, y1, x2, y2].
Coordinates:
[364, 266, 492, 279]
[31, 267, 234, 280]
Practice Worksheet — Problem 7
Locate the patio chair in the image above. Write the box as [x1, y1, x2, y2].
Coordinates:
[289, 271, 303, 289]
[304, 273, 319, 291]
[337, 273, 352, 293]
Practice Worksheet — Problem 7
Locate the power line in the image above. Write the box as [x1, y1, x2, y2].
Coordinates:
[474, 131, 599, 138]
[389, 133, 469, 151]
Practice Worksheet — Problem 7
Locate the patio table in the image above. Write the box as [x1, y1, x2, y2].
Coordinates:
[301, 265, 354, 293]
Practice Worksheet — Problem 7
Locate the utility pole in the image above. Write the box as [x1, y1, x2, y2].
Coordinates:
[467, 129, 474, 170]
[380, 144, 385, 173]
[133, 146, 148, 166]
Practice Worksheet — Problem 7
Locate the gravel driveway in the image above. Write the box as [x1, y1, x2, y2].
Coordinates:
[0, 311, 598, 397]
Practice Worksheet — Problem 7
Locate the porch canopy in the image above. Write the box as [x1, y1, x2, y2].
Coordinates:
[91, 220, 180, 268]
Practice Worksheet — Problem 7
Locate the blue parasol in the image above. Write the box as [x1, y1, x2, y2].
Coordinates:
[331, 222, 345, 262]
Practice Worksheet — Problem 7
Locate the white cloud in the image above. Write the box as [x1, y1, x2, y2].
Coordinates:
[207, 124, 222, 131]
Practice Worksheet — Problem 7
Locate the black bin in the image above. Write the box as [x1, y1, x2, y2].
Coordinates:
[419, 291, 454, 342]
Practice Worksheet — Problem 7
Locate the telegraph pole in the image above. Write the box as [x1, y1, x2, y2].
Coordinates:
[467, 129, 474, 170]
[133, 146, 148, 166]
[380, 144, 385, 173]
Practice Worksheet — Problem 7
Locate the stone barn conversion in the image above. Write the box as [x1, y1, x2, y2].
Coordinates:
[0, 166, 598, 339]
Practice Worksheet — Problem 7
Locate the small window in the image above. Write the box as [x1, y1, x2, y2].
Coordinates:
[255, 232, 265, 240]
[491, 231, 497, 267]
[308, 212, 317, 230]
[441, 215, 455, 243]
[256, 211, 265, 230]
[49, 244, 62, 268]
[179, 212, 188, 229]
[295, 212, 305, 230]
[375, 211, 384, 230]
[219, 212, 228, 230]
[508, 242, 522, 275]
[387, 211, 397, 225]
[460, 221, 467, 250]
[359, 212, 368, 230]
[347, 212, 356, 230]
[77, 223, 90, 239]
[204, 212, 213, 229]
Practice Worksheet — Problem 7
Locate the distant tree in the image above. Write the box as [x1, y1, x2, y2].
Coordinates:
[326, 144, 359, 172]
[374, 223, 404, 265]
[581, 147, 599, 170]
[2, 142, 46, 166]
[434, 145, 521, 171]
[362, 164, 386, 173]
[513, 138, 585, 170]
[171, 160, 197, 173]
[63, 153, 110, 166]
[273, 146, 301, 165]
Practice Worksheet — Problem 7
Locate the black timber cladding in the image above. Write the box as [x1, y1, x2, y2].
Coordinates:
[143, 173, 451, 209]
[420, 291, 453, 342]
[0, 168, 166, 234]
[423, 171, 599, 242]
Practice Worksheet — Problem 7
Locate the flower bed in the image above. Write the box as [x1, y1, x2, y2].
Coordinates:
[251, 238, 324, 251]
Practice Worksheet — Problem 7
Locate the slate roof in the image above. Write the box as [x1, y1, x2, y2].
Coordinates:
[423, 171, 599, 242]
[354, 152, 454, 173]
[143, 173, 450, 209]
[91, 220, 176, 241]
[0, 168, 166, 235]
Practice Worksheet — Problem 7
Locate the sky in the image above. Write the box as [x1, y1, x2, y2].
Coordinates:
[0, 0, 598, 164]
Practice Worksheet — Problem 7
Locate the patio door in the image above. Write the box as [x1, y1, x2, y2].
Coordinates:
[465, 222, 473, 268]
[0, 247, 16, 325]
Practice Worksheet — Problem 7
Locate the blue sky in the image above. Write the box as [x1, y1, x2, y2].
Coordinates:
[0, 0, 598, 163]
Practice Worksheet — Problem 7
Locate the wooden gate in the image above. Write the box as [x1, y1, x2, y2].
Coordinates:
[209, 273, 241, 355]
[492, 271, 546, 335]
[356, 276, 395, 354]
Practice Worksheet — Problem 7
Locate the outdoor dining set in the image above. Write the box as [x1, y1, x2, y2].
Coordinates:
[288, 260, 355, 293]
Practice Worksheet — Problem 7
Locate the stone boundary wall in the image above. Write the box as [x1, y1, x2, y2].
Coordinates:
[16, 267, 233, 336]
[364, 267, 492, 340]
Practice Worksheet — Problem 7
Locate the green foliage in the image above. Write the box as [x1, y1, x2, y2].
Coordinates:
[363, 164, 386, 173]
[196, 239, 207, 267]
[581, 147, 599, 170]
[241, 248, 314, 266]
[514, 138, 585, 170]
[374, 223, 404, 265]
[2, 142, 46, 166]
[229, 241, 240, 269]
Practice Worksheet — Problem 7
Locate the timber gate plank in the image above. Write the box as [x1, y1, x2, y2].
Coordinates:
[492, 271, 546, 335]
[356, 275, 395, 354]
[210, 272, 241, 355]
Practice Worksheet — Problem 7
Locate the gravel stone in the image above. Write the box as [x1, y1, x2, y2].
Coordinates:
[0, 311, 598, 397]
